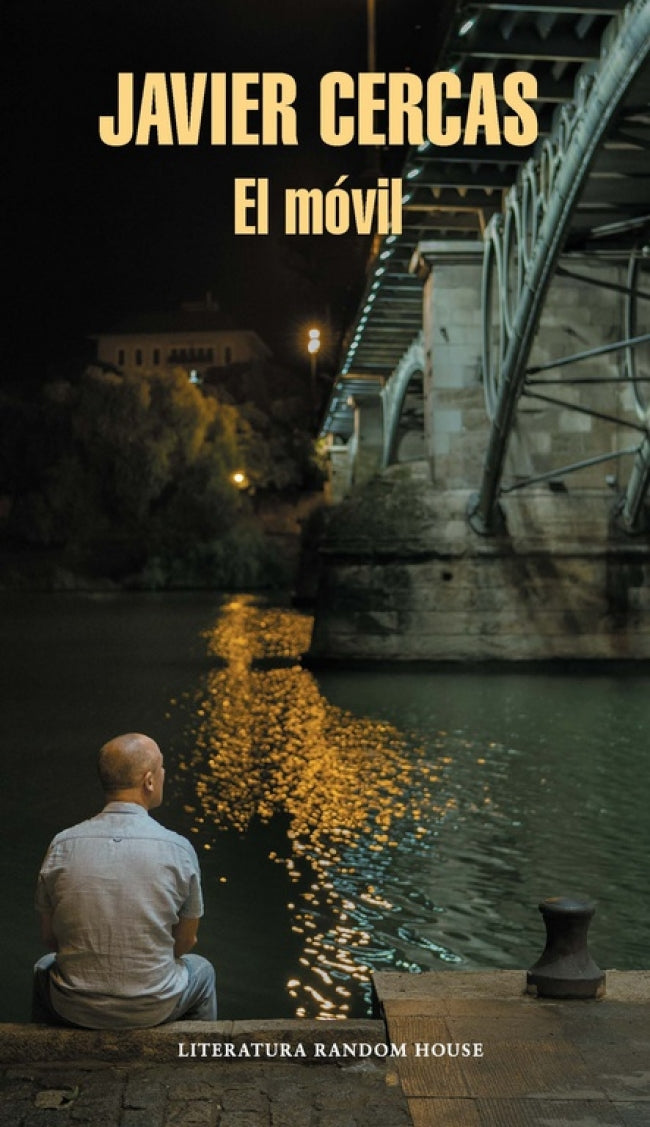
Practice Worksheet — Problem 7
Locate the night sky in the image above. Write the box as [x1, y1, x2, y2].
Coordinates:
[4, 0, 454, 380]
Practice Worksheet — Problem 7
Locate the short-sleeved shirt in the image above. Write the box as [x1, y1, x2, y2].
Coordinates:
[35, 801, 204, 1029]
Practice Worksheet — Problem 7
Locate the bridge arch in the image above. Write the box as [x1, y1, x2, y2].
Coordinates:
[313, 0, 650, 663]
[381, 335, 426, 469]
[469, 0, 650, 534]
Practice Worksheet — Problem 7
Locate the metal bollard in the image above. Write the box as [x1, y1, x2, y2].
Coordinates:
[526, 896, 606, 999]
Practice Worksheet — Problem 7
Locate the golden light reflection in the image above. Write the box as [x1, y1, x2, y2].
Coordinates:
[174, 596, 469, 1019]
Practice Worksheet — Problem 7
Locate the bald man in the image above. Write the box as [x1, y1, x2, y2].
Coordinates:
[33, 733, 217, 1028]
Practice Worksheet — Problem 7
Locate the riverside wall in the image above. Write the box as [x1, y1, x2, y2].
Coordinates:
[307, 469, 650, 662]
[311, 243, 650, 662]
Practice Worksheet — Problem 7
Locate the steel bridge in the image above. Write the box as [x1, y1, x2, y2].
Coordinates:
[321, 0, 650, 536]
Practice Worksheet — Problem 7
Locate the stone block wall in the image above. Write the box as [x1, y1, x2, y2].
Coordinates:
[312, 248, 648, 662]
[422, 247, 486, 489]
[419, 248, 640, 510]
[327, 442, 353, 504]
[352, 396, 384, 487]
[509, 260, 638, 493]
[308, 476, 650, 662]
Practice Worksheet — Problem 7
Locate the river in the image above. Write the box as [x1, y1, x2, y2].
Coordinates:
[1, 591, 648, 1022]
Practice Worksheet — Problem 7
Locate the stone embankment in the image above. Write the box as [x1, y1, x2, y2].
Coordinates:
[0, 1018, 409, 1127]
[2, 972, 649, 1126]
[308, 469, 650, 662]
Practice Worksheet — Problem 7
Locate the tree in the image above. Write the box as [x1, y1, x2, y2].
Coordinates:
[4, 368, 249, 575]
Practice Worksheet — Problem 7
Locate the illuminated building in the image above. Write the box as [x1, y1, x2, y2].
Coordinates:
[93, 293, 271, 383]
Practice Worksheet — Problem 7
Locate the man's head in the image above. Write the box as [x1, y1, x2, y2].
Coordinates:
[98, 733, 165, 810]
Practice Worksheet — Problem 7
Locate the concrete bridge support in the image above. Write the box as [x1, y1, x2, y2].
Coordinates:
[351, 394, 384, 488]
[419, 243, 485, 489]
[310, 0, 650, 663]
[308, 482, 650, 662]
[324, 438, 353, 505]
[381, 335, 426, 469]
[324, 394, 385, 505]
[471, 0, 650, 534]
[309, 252, 650, 663]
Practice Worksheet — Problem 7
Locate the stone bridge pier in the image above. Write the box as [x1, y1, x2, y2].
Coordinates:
[311, 242, 650, 662]
[311, 0, 650, 663]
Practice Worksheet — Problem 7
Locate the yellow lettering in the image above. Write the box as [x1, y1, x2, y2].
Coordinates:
[427, 72, 462, 146]
[285, 188, 324, 234]
[320, 72, 355, 146]
[135, 74, 174, 145]
[234, 178, 268, 234]
[231, 74, 260, 145]
[464, 74, 501, 145]
[261, 73, 298, 144]
[387, 73, 424, 145]
[99, 73, 134, 146]
[210, 74, 227, 144]
[170, 73, 206, 144]
[503, 72, 538, 145]
[357, 73, 386, 145]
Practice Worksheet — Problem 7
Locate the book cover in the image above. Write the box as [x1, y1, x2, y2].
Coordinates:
[2, 2, 649, 1125]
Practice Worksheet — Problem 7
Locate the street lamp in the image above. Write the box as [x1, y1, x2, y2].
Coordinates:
[307, 327, 321, 412]
[367, 0, 376, 72]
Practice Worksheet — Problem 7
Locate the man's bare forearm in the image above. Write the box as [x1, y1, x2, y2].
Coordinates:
[173, 934, 197, 957]
[172, 917, 200, 957]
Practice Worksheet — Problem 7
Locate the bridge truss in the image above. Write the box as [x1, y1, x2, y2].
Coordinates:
[322, 0, 650, 534]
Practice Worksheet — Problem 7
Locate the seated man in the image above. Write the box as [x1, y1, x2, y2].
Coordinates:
[33, 732, 217, 1028]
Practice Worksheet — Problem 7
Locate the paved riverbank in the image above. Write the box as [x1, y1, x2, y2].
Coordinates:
[376, 970, 650, 1126]
[1, 972, 649, 1126]
[0, 1019, 410, 1127]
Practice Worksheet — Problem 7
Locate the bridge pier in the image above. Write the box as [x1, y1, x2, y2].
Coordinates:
[308, 480, 650, 662]
[325, 438, 353, 505]
[312, 0, 650, 662]
[418, 242, 486, 490]
[310, 250, 650, 663]
[350, 394, 384, 488]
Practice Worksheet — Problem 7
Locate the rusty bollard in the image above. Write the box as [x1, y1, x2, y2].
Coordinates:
[526, 896, 606, 999]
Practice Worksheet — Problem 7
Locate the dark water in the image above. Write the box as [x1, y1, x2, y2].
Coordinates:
[1, 591, 649, 1022]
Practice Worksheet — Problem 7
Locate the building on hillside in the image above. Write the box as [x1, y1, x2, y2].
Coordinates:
[93, 295, 271, 383]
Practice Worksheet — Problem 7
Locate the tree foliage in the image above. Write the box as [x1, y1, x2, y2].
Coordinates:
[2, 370, 243, 575]
[1, 360, 322, 584]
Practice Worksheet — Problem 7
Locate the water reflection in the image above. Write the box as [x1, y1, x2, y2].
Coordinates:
[174, 596, 469, 1018]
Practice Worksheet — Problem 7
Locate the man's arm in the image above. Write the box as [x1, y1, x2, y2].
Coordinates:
[39, 912, 58, 952]
[172, 916, 200, 957]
